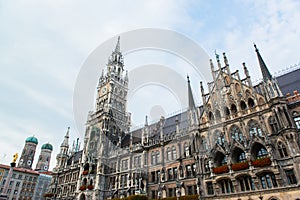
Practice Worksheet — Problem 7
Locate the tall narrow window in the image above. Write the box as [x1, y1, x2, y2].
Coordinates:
[285, 169, 297, 185]
[278, 142, 288, 158]
[172, 146, 177, 160]
[269, 116, 279, 134]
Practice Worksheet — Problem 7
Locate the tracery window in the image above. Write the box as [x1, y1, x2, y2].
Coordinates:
[249, 120, 263, 137]
[230, 126, 244, 143]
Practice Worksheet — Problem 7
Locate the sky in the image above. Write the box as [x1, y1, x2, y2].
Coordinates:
[0, 0, 299, 170]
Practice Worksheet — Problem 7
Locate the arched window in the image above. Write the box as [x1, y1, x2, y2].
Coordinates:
[218, 179, 234, 194]
[269, 116, 279, 134]
[231, 104, 237, 114]
[209, 112, 214, 121]
[230, 126, 244, 143]
[215, 152, 227, 167]
[240, 101, 247, 110]
[184, 143, 190, 157]
[215, 110, 221, 120]
[256, 147, 268, 159]
[172, 146, 177, 160]
[235, 83, 241, 93]
[249, 120, 263, 137]
[167, 148, 172, 161]
[82, 178, 87, 186]
[259, 172, 277, 189]
[278, 142, 288, 158]
[237, 175, 255, 191]
[224, 107, 230, 116]
[232, 148, 246, 163]
[248, 98, 255, 108]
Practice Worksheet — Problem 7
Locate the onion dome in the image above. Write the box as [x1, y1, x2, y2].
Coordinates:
[41, 143, 53, 151]
[25, 136, 38, 144]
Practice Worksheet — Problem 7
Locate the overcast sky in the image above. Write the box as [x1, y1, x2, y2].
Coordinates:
[0, 0, 299, 170]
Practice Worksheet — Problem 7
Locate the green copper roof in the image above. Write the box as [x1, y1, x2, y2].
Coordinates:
[25, 136, 38, 144]
[41, 143, 53, 151]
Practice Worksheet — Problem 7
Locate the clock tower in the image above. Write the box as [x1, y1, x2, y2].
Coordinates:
[78, 37, 131, 200]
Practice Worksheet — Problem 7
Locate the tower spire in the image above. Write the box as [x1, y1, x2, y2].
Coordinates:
[254, 43, 272, 82]
[115, 36, 120, 53]
[61, 127, 70, 147]
[187, 75, 196, 109]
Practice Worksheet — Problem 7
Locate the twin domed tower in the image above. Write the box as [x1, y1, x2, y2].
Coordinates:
[17, 135, 53, 172]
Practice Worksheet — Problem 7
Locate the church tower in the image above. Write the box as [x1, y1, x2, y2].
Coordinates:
[35, 143, 53, 172]
[18, 136, 38, 169]
[55, 127, 70, 169]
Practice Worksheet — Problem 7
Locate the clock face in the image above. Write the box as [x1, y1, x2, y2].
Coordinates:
[19, 159, 23, 165]
[27, 160, 32, 166]
[44, 166, 48, 170]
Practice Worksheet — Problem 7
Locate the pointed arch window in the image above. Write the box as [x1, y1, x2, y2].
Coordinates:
[269, 116, 279, 134]
[230, 126, 244, 143]
[249, 120, 263, 137]
[278, 142, 288, 158]
[240, 100, 247, 110]
[248, 98, 255, 108]
[231, 104, 237, 114]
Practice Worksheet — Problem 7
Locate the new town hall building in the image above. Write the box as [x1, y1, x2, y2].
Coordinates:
[49, 38, 300, 200]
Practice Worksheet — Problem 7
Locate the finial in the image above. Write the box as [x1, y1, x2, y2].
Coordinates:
[187, 75, 190, 83]
[210, 59, 214, 70]
[145, 115, 148, 126]
[200, 81, 204, 93]
[223, 52, 228, 66]
[254, 43, 258, 51]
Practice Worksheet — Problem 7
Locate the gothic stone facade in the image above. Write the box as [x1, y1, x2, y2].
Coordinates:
[68, 39, 300, 200]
